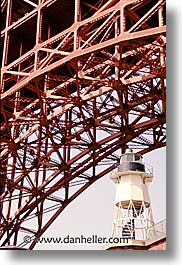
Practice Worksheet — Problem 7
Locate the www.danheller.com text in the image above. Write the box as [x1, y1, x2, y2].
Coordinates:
[23, 235, 129, 245]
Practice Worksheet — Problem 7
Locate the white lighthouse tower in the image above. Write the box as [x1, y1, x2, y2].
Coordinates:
[104, 150, 166, 250]
[111, 150, 154, 241]
[104, 149, 166, 250]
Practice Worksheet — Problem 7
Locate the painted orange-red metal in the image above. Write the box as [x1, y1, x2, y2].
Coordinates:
[0, 0, 166, 249]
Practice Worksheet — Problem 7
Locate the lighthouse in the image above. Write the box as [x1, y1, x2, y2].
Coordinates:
[104, 150, 166, 250]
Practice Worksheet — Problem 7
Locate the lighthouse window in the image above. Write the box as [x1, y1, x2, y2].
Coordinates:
[127, 154, 134, 162]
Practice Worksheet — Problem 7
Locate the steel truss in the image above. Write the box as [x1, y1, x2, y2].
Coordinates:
[0, 0, 166, 249]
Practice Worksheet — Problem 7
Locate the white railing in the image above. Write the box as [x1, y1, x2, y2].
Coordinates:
[147, 219, 166, 241]
[112, 219, 166, 242]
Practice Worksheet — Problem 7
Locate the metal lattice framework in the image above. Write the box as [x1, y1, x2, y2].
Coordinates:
[0, 0, 166, 249]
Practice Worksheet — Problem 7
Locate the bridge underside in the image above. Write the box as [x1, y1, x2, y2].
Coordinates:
[0, 0, 166, 249]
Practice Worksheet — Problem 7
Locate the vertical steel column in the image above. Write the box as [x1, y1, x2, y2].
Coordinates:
[0, 0, 12, 231]
[120, 3, 126, 35]
[13, 129, 29, 246]
[74, 0, 81, 50]
[34, 0, 43, 70]
[14, 42, 23, 115]
[0, 156, 7, 222]
[1, 0, 12, 89]
[159, 4, 165, 67]
[115, 15, 120, 82]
